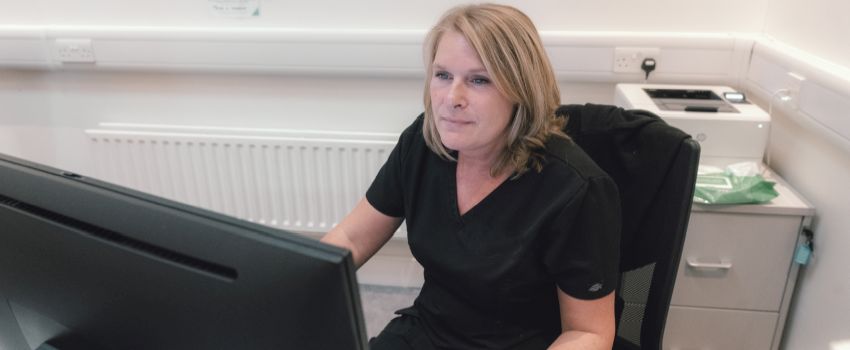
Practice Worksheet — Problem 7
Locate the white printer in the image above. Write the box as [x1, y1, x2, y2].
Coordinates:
[614, 84, 770, 166]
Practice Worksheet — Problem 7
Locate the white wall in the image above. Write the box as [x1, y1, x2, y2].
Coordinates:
[763, 102, 850, 350]
[0, 68, 616, 172]
[761, 1, 850, 349]
[1, 0, 769, 32]
[0, 70, 425, 171]
[764, 0, 850, 69]
[0, 0, 767, 170]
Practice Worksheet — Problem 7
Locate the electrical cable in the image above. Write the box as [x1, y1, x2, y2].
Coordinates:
[764, 88, 793, 167]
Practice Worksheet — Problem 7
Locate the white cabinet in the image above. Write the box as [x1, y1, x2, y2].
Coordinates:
[663, 168, 814, 350]
[665, 306, 778, 350]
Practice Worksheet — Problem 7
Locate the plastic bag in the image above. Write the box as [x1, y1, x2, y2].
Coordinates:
[693, 162, 779, 204]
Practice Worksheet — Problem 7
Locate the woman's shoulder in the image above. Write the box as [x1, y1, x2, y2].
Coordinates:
[535, 137, 620, 210]
[388, 113, 437, 170]
[542, 136, 611, 183]
[402, 113, 425, 136]
[394, 113, 426, 150]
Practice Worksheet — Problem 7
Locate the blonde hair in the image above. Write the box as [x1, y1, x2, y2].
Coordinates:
[422, 3, 567, 177]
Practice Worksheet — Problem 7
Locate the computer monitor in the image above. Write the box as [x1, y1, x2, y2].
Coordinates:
[0, 153, 368, 350]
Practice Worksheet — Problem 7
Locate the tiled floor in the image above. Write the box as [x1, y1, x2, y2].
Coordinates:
[359, 284, 420, 338]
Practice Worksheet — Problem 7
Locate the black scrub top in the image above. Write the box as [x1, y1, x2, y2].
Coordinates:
[366, 115, 621, 349]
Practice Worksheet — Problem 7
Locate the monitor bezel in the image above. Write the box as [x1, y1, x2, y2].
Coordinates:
[0, 153, 368, 350]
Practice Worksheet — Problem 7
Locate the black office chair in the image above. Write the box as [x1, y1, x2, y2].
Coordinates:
[559, 104, 700, 350]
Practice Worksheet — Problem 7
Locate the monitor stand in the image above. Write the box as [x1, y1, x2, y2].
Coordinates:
[37, 335, 107, 350]
[6, 302, 106, 350]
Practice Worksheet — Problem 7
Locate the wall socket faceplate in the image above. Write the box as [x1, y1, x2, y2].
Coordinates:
[614, 47, 660, 73]
[783, 71, 807, 110]
[55, 39, 96, 63]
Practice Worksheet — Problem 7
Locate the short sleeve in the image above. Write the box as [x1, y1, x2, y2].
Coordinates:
[365, 116, 422, 218]
[544, 175, 621, 300]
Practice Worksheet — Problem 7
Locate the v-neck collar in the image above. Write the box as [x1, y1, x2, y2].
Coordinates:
[446, 160, 513, 222]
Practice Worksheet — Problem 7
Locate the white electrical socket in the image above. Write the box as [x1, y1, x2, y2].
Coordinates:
[613, 47, 660, 73]
[55, 39, 96, 63]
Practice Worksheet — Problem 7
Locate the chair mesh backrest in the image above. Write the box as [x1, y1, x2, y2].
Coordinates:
[559, 104, 700, 350]
[617, 263, 655, 346]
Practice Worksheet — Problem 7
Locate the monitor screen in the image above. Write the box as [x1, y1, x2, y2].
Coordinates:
[0, 153, 367, 350]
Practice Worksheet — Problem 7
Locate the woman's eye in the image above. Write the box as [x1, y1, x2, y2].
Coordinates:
[470, 77, 490, 85]
[435, 72, 451, 80]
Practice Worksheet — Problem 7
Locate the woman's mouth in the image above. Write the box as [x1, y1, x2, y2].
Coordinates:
[441, 117, 473, 126]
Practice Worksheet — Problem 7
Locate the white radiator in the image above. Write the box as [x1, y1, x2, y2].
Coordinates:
[85, 124, 399, 234]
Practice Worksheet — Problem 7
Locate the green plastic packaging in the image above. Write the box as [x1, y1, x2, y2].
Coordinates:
[693, 164, 779, 205]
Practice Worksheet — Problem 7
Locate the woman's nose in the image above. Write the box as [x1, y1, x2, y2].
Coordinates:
[447, 81, 467, 109]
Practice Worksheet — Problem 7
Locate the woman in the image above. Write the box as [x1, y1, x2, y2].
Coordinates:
[322, 4, 620, 349]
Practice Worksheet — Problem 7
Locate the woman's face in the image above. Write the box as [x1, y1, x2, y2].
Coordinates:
[430, 31, 514, 159]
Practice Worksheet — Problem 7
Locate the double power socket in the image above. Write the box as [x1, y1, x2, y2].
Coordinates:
[54, 39, 96, 63]
[613, 47, 659, 74]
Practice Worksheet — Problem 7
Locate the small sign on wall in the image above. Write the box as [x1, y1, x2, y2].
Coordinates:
[209, 0, 261, 18]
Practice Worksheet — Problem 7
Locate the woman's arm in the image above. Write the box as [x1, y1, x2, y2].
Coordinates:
[548, 288, 616, 350]
[320, 198, 403, 268]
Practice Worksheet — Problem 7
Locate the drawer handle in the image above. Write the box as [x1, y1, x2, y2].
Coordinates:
[686, 258, 733, 271]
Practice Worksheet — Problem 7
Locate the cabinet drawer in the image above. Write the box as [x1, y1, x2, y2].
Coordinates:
[663, 306, 777, 350]
[671, 212, 800, 311]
